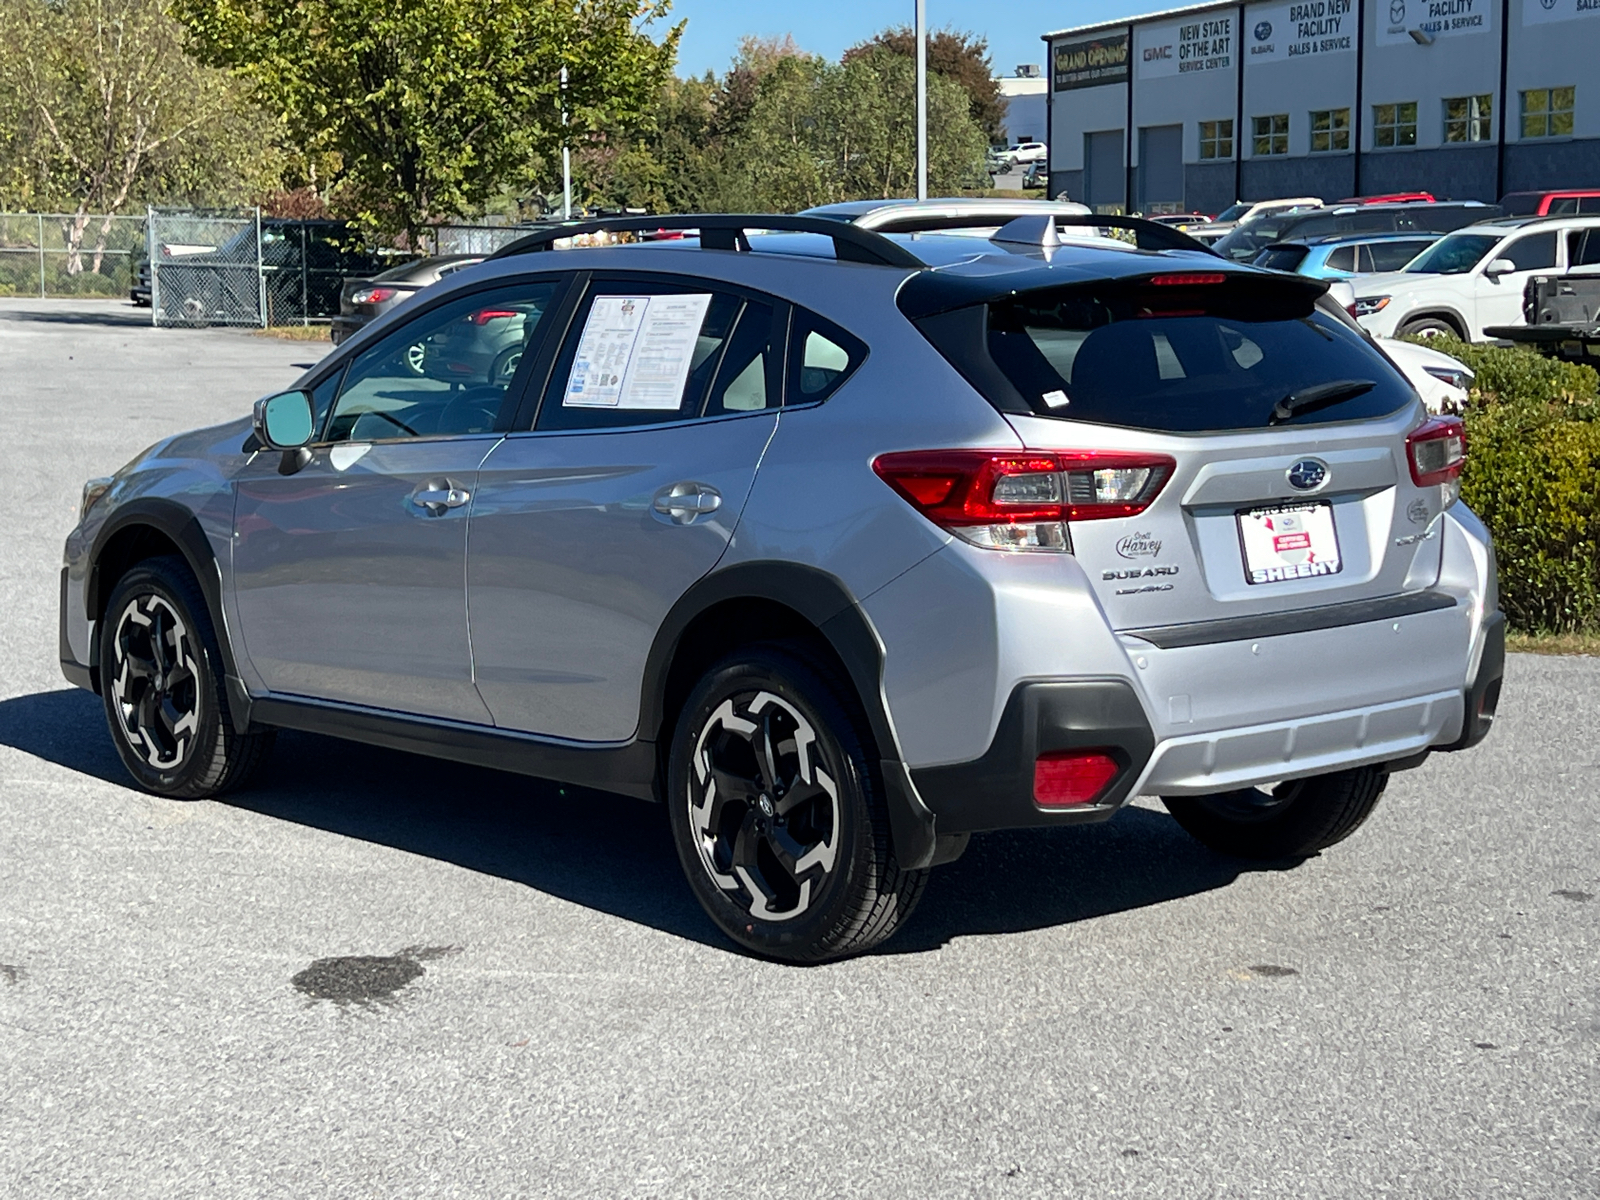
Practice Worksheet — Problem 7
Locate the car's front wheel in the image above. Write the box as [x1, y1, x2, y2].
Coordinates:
[100, 556, 274, 799]
[1161, 765, 1389, 859]
[1397, 315, 1458, 340]
[667, 644, 927, 963]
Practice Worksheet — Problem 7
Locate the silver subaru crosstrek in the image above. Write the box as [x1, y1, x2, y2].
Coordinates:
[60, 209, 1503, 963]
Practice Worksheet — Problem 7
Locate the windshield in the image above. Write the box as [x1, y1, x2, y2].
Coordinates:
[1403, 233, 1501, 274]
[1213, 215, 1300, 261]
[1216, 203, 1251, 222]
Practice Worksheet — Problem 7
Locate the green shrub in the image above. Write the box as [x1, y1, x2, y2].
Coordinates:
[1405, 336, 1600, 632]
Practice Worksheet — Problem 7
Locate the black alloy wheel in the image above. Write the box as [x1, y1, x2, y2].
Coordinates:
[100, 557, 274, 799]
[667, 643, 927, 963]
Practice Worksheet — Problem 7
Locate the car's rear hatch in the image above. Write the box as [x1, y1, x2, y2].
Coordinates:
[903, 266, 1454, 636]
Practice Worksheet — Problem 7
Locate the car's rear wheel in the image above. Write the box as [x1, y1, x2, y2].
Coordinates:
[1161, 765, 1389, 860]
[666, 643, 927, 963]
[100, 556, 274, 799]
[1397, 315, 1458, 340]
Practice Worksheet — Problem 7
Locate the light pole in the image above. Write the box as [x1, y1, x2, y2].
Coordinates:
[560, 65, 572, 219]
[915, 0, 927, 200]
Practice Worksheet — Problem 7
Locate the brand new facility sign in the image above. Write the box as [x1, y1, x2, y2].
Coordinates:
[1379, 0, 1494, 42]
[1246, 0, 1356, 60]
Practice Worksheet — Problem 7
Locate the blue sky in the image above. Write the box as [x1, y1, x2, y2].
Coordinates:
[664, 0, 1150, 79]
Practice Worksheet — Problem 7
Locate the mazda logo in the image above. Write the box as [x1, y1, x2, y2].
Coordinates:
[1287, 458, 1329, 490]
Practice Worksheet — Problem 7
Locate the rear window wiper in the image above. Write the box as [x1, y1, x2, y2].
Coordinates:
[1269, 378, 1375, 425]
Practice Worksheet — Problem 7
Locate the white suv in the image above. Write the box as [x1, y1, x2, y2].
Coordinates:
[1351, 216, 1600, 340]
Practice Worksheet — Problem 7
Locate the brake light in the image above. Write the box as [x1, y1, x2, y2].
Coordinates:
[350, 285, 397, 304]
[1147, 272, 1227, 286]
[872, 449, 1174, 551]
[1406, 415, 1466, 506]
[1034, 750, 1121, 807]
[471, 309, 518, 325]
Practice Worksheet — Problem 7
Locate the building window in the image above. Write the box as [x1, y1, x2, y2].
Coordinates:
[1521, 88, 1575, 139]
[1309, 108, 1351, 152]
[1373, 102, 1418, 148]
[1252, 114, 1288, 156]
[1199, 119, 1234, 160]
[1443, 95, 1493, 143]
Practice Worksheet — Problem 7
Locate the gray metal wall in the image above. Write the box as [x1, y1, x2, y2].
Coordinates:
[1046, 0, 1600, 211]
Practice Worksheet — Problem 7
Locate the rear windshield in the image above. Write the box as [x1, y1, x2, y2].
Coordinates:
[915, 281, 1414, 433]
[1254, 245, 1308, 272]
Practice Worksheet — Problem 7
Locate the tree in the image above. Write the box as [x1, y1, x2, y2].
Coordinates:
[173, 0, 682, 245]
[843, 26, 1005, 144]
[0, 0, 271, 272]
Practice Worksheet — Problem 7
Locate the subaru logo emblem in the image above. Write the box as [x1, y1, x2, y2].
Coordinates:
[1287, 458, 1329, 491]
[1255, 20, 1272, 39]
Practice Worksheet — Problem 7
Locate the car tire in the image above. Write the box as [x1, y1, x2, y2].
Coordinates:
[489, 346, 521, 386]
[1397, 316, 1458, 340]
[1161, 765, 1389, 860]
[666, 642, 928, 963]
[100, 556, 274, 799]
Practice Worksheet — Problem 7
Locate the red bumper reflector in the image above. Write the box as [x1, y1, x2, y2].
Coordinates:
[1033, 750, 1121, 807]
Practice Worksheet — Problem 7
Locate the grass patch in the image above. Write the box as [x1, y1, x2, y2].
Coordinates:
[1506, 630, 1600, 657]
[252, 324, 330, 341]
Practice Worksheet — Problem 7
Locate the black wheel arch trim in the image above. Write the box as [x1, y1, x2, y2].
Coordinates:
[1436, 609, 1505, 752]
[83, 498, 247, 726]
[639, 560, 940, 870]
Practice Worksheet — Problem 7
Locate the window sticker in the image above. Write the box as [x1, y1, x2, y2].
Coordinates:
[563, 294, 713, 410]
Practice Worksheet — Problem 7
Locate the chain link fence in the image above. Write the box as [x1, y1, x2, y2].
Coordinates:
[0, 213, 145, 298]
[428, 224, 531, 256]
[147, 207, 264, 328]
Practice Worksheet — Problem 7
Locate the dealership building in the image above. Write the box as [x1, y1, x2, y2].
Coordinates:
[1043, 0, 1600, 214]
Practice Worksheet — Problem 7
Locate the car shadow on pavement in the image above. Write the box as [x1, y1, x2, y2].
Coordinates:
[0, 305, 153, 328]
[0, 687, 1292, 959]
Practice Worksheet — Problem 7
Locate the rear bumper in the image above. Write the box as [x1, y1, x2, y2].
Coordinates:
[911, 680, 1155, 833]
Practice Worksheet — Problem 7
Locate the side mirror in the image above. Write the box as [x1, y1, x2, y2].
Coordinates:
[252, 390, 316, 476]
[1484, 258, 1517, 278]
[253, 390, 315, 449]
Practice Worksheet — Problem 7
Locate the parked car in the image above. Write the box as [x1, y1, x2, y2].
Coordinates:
[1482, 272, 1600, 363]
[62, 211, 1501, 963]
[1339, 192, 1436, 205]
[1195, 196, 1323, 244]
[1145, 212, 1214, 229]
[331, 255, 483, 345]
[149, 219, 385, 325]
[1350, 215, 1600, 340]
[1252, 231, 1442, 279]
[803, 197, 1092, 234]
[1499, 189, 1600, 216]
[1323, 280, 1474, 414]
[1003, 141, 1048, 165]
[1214, 201, 1501, 263]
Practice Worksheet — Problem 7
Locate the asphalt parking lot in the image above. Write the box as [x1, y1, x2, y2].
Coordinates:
[1, 297, 1596, 1198]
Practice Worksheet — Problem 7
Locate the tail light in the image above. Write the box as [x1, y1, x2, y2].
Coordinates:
[350, 285, 397, 305]
[1034, 750, 1121, 807]
[872, 449, 1174, 552]
[1406, 415, 1466, 506]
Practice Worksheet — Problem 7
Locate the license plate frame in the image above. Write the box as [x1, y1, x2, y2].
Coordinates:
[1237, 501, 1343, 586]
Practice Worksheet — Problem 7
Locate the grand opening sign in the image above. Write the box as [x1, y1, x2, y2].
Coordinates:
[1053, 33, 1131, 90]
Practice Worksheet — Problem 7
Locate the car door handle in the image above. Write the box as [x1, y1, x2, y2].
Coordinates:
[411, 483, 471, 515]
[652, 482, 722, 524]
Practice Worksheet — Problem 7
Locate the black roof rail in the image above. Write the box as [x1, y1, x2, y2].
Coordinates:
[1055, 214, 1220, 255]
[486, 213, 925, 269]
